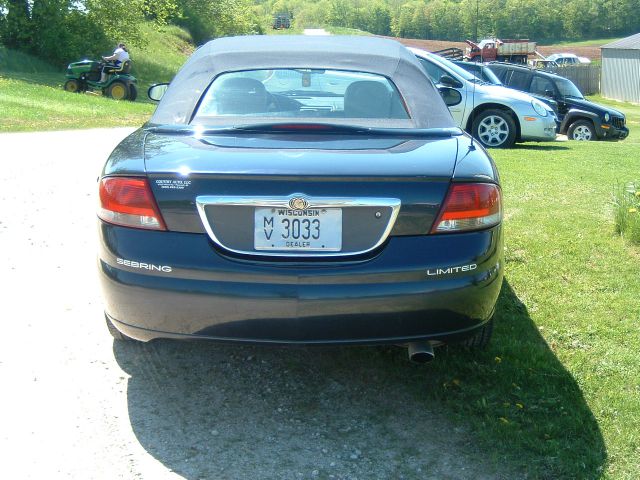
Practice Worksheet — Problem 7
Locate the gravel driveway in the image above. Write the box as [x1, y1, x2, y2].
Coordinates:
[0, 128, 505, 479]
[303, 29, 330, 36]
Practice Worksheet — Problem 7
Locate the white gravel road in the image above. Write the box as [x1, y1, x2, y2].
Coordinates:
[0, 128, 506, 479]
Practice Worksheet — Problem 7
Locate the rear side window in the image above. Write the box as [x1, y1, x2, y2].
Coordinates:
[530, 76, 556, 97]
[481, 67, 502, 85]
[192, 69, 410, 125]
[505, 70, 531, 91]
[488, 65, 508, 82]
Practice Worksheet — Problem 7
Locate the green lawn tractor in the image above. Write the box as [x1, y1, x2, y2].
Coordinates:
[64, 59, 137, 101]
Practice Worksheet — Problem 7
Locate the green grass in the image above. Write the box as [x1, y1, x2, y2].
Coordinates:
[0, 76, 154, 131]
[409, 100, 640, 478]
[543, 37, 622, 47]
[323, 26, 372, 36]
[591, 95, 640, 123]
[264, 25, 369, 36]
[128, 23, 193, 93]
[0, 22, 192, 132]
[266, 25, 304, 35]
[0, 45, 59, 74]
[0, 45, 62, 87]
[613, 181, 640, 244]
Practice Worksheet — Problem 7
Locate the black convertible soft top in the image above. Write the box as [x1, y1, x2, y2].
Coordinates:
[150, 35, 455, 129]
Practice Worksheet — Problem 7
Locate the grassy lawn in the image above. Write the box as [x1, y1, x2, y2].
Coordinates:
[0, 23, 192, 132]
[404, 98, 639, 479]
[265, 24, 368, 35]
[324, 26, 372, 35]
[128, 23, 193, 94]
[591, 95, 640, 124]
[0, 77, 154, 131]
[267, 25, 304, 35]
[544, 37, 622, 47]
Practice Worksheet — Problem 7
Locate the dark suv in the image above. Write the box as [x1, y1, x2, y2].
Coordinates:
[487, 63, 628, 141]
[454, 60, 560, 117]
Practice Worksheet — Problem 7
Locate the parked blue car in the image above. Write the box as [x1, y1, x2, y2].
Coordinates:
[98, 36, 503, 362]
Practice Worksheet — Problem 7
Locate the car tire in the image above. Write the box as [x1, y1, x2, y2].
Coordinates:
[462, 317, 494, 349]
[64, 79, 81, 93]
[127, 84, 137, 102]
[106, 81, 129, 101]
[105, 314, 135, 341]
[567, 119, 596, 141]
[472, 109, 517, 148]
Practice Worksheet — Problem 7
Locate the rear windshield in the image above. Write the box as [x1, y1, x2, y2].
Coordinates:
[192, 69, 411, 127]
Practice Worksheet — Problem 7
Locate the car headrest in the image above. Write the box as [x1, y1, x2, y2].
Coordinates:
[344, 81, 392, 118]
[214, 77, 269, 115]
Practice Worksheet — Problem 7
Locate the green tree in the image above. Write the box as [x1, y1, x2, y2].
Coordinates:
[326, 0, 356, 28]
[0, 0, 31, 48]
[0, 0, 179, 65]
[175, 0, 262, 44]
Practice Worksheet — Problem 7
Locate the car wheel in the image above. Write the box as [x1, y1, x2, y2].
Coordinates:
[105, 314, 134, 341]
[127, 84, 137, 102]
[567, 120, 596, 141]
[107, 81, 128, 101]
[472, 109, 517, 148]
[462, 317, 494, 349]
[64, 79, 81, 93]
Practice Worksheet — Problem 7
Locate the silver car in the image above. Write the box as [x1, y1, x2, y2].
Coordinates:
[410, 48, 557, 148]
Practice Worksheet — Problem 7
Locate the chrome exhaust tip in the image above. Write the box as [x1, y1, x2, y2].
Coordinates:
[407, 342, 435, 363]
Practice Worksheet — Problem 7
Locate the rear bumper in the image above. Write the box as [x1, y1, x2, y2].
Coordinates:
[98, 223, 503, 344]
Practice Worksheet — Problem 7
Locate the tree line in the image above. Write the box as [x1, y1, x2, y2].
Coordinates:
[260, 0, 640, 42]
[2, 0, 638, 67]
[0, 0, 262, 66]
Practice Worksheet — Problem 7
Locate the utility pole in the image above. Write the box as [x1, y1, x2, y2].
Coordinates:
[474, 0, 479, 42]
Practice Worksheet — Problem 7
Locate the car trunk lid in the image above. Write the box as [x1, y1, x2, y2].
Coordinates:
[144, 131, 459, 257]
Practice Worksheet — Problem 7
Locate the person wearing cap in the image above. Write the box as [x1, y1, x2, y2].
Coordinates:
[100, 43, 130, 83]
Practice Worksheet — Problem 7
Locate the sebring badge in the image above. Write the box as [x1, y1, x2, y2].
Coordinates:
[289, 197, 309, 211]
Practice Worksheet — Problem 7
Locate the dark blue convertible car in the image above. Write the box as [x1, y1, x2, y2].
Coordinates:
[98, 36, 503, 362]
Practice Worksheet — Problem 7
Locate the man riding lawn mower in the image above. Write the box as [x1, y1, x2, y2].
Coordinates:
[63, 44, 137, 101]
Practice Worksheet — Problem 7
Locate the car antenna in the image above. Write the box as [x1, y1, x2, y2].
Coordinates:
[469, 52, 477, 151]
[467, 18, 479, 151]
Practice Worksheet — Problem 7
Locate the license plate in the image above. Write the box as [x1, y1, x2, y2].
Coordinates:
[254, 207, 342, 251]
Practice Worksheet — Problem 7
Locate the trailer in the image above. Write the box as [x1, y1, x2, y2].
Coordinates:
[465, 38, 536, 64]
[432, 47, 464, 60]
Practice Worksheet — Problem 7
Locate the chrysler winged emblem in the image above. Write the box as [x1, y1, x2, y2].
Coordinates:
[289, 197, 309, 211]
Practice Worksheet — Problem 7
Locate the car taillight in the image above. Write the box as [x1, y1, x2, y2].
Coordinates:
[98, 177, 166, 230]
[431, 183, 501, 233]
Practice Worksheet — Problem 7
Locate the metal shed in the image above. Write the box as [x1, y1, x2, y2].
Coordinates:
[601, 33, 640, 104]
